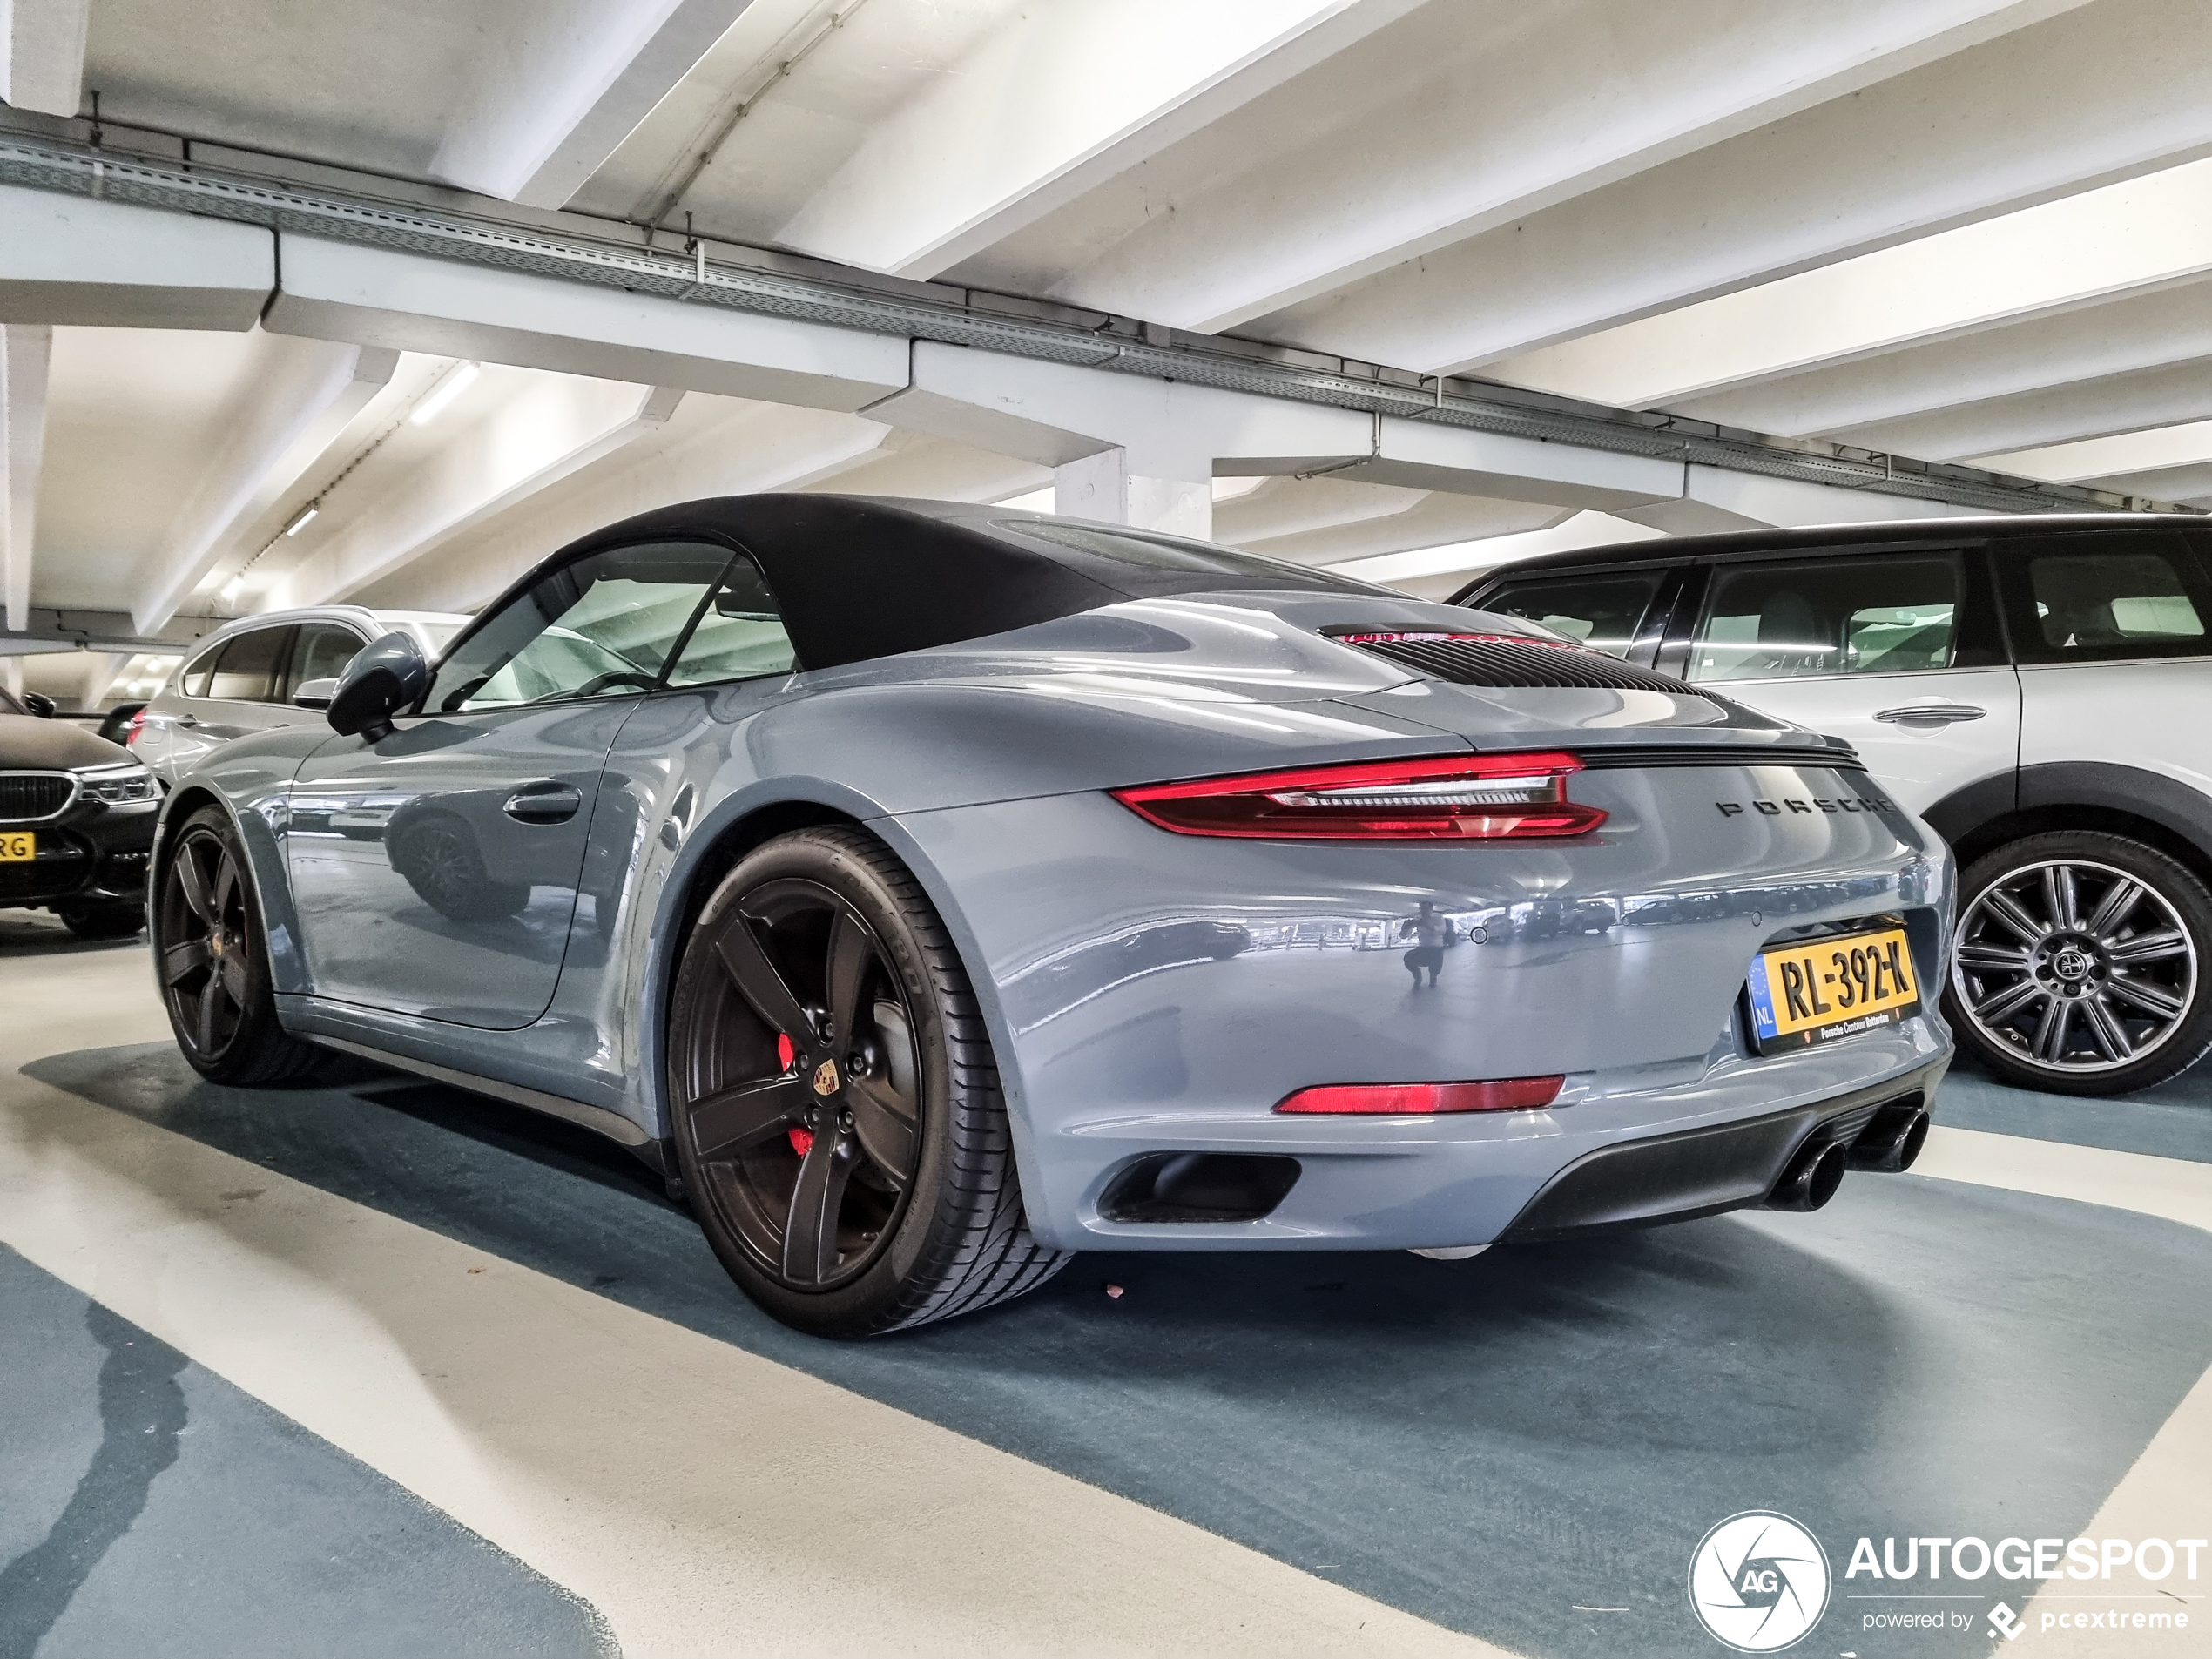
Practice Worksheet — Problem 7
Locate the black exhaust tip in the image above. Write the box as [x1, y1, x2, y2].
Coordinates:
[1848, 1099, 1931, 1174]
[1765, 1138, 1847, 1212]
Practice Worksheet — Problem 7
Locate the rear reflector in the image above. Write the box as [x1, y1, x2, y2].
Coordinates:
[1111, 752, 1605, 840]
[1275, 1077, 1563, 1115]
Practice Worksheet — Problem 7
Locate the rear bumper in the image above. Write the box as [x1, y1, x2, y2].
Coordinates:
[1496, 1058, 1944, 1244]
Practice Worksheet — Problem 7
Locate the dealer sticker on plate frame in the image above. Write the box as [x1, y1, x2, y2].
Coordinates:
[1745, 925, 1919, 1054]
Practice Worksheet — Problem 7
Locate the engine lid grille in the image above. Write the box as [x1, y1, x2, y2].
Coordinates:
[1328, 631, 1704, 695]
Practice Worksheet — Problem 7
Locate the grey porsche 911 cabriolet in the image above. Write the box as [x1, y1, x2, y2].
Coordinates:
[151, 496, 1951, 1336]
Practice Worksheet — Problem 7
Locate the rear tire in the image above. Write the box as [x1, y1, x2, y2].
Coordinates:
[1946, 830, 2212, 1096]
[59, 902, 145, 940]
[154, 806, 323, 1086]
[667, 826, 1069, 1337]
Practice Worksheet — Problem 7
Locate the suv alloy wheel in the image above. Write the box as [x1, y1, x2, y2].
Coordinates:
[1946, 831, 2212, 1095]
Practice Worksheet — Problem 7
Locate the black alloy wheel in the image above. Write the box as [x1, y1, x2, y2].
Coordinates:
[1947, 831, 2212, 1096]
[155, 806, 321, 1085]
[668, 827, 1068, 1336]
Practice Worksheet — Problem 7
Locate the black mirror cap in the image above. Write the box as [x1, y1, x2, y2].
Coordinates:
[21, 691, 56, 718]
[326, 632, 428, 742]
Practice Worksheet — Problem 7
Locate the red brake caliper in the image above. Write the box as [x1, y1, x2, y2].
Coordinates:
[778, 1034, 813, 1155]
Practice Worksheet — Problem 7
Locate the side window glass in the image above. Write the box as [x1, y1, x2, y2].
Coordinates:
[1689, 556, 1959, 683]
[287, 624, 368, 698]
[424, 541, 734, 715]
[2005, 536, 2208, 662]
[664, 556, 796, 686]
[206, 626, 293, 702]
[1470, 571, 1663, 660]
[179, 649, 218, 698]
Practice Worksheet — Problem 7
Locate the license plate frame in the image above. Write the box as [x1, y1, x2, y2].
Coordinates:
[1745, 923, 1920, 1055]
[0, 829, 35, 862]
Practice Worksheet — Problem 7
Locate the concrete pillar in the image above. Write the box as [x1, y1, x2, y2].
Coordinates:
[1, 658, 21, 698]
[1053, 448, 1211, 538]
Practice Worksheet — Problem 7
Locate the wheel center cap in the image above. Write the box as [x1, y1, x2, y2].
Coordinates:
[812, 1058, 840, 1097]
[2051, 945, 2095, 983]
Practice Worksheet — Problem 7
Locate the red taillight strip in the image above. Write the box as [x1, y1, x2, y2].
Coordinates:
[1275, 1077, 1564, 1115]
[1110, 752, 1606, 840]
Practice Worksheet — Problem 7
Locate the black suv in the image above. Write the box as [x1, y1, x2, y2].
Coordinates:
[1457, 514, 2212, 1096]
[0, 685, 158, 937]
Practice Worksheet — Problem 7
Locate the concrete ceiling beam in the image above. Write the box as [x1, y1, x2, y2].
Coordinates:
[1267, 0, 2211, 379]
[271, 377, 685, 610]
[428, 0, 759, 209]
[1047, 0, 2066, 334]
[132, 337, 398, 635]
[1839, 358, 2212, 465]
[1, 0, 90, 117]
[1670, 281, 2212, 440]
[1612, 465, 1986, 536]
[773, 0, 1420, 278]
[1, 322, 49, 631]
[262, 235, 907, 414]
[360, 401, 896, 615]
[0, 185, 273, 330]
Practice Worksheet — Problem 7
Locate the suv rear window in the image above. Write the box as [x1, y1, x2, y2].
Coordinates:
[206, 626, 293, 702]
[2006, 539, 2208, 661]
[1689, 556, 1960, 683]
[1470, 570, 1664, 660]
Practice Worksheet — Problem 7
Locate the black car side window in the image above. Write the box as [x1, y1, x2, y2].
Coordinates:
[424, 541, 736, 714]
[1688, 556, 1963, 683]
[1467, 570, 1664, 661]
[664, 555, 796, 686]
[1994, 533, 2210, 664]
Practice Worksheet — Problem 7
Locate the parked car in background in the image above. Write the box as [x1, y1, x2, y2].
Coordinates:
[0, 680, 158, 937]
[131, 606, 468, 786]
[153, 496, 1949, 1338]
[1456, 514, 2212, 1096]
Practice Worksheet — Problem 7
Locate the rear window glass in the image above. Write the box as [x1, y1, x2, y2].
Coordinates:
[992, 518, 1382, 595]
[2027, 550, 2204, 654]
[1473, 571, 1663, 660]
[206, 626, 292, 702]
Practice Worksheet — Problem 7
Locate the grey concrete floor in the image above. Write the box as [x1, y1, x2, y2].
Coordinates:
[3, 908, 2209, 1659]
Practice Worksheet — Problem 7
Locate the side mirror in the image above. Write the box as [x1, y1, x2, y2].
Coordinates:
[21, 691, 55, 718]
[326, 632, 428, 744]
[293, 677, 340, 711]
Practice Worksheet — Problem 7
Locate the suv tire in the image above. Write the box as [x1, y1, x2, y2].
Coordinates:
[667, 826, 1069, 1336]
[154, 806, 325, 1086]
[1946, 830, 2212, 1096]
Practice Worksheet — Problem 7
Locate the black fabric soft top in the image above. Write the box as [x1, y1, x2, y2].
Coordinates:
[547, 494, 1383, 671]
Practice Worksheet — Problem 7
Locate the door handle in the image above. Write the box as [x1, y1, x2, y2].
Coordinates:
[1873, 703, 1987, 726]
[172, 714, 199, 728]
[503, 785, 582, 824]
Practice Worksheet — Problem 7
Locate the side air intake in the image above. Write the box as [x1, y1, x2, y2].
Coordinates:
[1326, 631, 1707, 695]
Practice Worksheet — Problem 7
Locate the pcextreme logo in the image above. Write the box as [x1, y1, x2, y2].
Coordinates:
[1688, 1512, 1831, 1652]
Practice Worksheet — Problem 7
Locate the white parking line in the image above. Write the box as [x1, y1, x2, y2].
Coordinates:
[0, 1072, 1505, 1658]
[1913, 1128, 2212, 1656]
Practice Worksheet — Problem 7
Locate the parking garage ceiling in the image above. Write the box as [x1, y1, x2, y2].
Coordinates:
[5, 0, 2212, 704]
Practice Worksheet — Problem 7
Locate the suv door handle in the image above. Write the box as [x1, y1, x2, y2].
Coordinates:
[1874, 703, 1987, 726]
[503, 785, 582, 824]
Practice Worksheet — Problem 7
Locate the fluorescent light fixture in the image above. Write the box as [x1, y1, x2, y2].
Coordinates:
[410, 361, 481, 426]
[221, 576, 245, 604]
[283, 504, 320, 536]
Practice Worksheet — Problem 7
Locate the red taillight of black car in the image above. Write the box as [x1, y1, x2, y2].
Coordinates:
[1110, 752, 1606, 840]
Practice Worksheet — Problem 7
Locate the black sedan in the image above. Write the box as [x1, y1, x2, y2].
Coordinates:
[0, 685, 158, 937]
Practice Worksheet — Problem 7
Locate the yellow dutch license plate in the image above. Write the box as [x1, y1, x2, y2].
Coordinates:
[0, 830, 34, 862]
[1745, 925, 1919, 1054]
